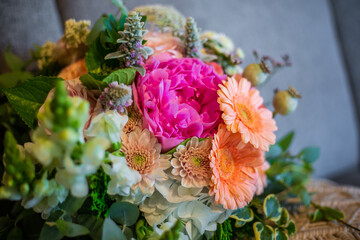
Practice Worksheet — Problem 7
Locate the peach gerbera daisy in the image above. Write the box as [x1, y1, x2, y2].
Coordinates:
[209, 124, 264, 210]
[121, 127, 171, 195]
[217, 77, 277, 151]
[255, 161, 270, 195]
[171, 137, 212, 188]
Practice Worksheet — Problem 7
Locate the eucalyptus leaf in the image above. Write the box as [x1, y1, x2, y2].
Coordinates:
[39, 224, 63, 240]
[55, 219, 89, 237]
[59, 195, 87, 215]
[108, 201, 139, 226]
[299, 147, 320, 163]
[263, 194, 281, 221]
[6, 227, 23, 240]
[292, 185, 310, 207]
[102, 218, 126, 240]
[77, 214, 104, 240]
[277, 131, 294, 151]
[266, 144, 283, 159]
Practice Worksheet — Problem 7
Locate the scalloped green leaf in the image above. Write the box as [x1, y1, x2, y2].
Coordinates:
[321, 206, 344, 221]
[275, 228, 288, 240]
[278, 131, 294, 151]
[311, 209, 324, 222]
[102, 68, 136, 85]
[2, 76, 62, 128]
[276, 208, 289, 227]
[230, 207, 254, 222]
[109, 202, 139, 227]
[234, 220, 246, 228]
[0, 72, 33, 89]
[253, 222, 274, 240]
[264, 194, 281, 221]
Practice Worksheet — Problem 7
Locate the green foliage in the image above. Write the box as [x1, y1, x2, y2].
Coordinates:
[136, 218, 154, 240]
[102, 218, 126, 240]
[79, 73, 108, 90]
[0, 72, 33, 89]
[310, 202, 344, 222]
[298, 147, 320, 163]
[55, 219, 90, 237]
[108, 201, 139, 227]
[89, 168, 114, 218]
[4, 48, 24, 72]
[277, 131, 294, 151]
[286, 220, 296, 236]
[274, 228, 288, 240]
[2, 76, 62, 128]
[159, 220, 183, 240]
[264, 194, 281, 221]
[213, 219, 233, 240]
[59, 195, 87, 216]
[102, 68, 136, 85]
[39, 224, 63, 240]
[253, 222, 274, 240]
[85, 37, 118, 73]
[230, 206, 254, 228]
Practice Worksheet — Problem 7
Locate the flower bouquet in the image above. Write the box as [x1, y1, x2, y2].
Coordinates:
[0, 1, 350, 240]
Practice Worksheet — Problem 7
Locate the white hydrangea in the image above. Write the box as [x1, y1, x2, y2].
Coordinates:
[85, 110, 128, 144]
[102, 154, 141, 196]
[148, 216, 189, 240]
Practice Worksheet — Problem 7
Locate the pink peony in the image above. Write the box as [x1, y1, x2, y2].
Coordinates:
[134, 54, 226, 151]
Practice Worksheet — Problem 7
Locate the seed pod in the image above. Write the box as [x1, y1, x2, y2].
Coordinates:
[242, 60, 270, 86]
[273, 86, 301, 115]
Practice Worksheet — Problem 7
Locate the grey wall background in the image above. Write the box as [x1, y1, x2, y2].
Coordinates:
[0, 0, 359, 181]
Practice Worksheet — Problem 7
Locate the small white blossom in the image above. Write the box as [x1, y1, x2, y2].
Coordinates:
[85, 110, 128, 144]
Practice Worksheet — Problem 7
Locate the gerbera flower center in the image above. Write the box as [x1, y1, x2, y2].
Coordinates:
[126, 151, 153, 174]
[218, 149, 235, 179]
[235, 103, 254, 127]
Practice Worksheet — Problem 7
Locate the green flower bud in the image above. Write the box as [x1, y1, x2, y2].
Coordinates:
[20, 183, 30, 196]
[242, 61, 270, 86]
[58, 128, 78, 142]
[273, 86, 301, 115]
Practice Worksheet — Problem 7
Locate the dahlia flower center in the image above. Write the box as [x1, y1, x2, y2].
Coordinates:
[236, 103, 254, 127]
[218, 149, 235, 179]
[127, 151, 152, 174]
[181, 150, 211, 176]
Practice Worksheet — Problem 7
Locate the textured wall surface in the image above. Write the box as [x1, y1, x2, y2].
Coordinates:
[0, 0, 358, 177]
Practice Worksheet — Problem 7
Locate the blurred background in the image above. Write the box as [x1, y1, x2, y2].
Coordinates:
[0, 0, 359, 185]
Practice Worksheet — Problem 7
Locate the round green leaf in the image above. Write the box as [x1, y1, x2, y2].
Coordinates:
[253, 222, 274, 240]
[109, 202, 139, 226]
[263, 194, 281, 221]
[275, 228, 288, 240]
[234, 220, 247, 228]
[299, 147, 320, 163]
[230, 207, 254, 222]
[276, 208, 289, 227]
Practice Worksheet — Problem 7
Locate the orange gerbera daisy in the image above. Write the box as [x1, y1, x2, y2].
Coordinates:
[209, 124, 264, 210]
[58, 58, 87, 80]
[217, 77, 277, 151]
[255, 161, 270, 195]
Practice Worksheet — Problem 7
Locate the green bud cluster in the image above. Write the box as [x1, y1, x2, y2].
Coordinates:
[105, 11, 153, 76]
[134, 5, 186, 34]
[0, 132, 35, 199]
[184, 17, 202, 58]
